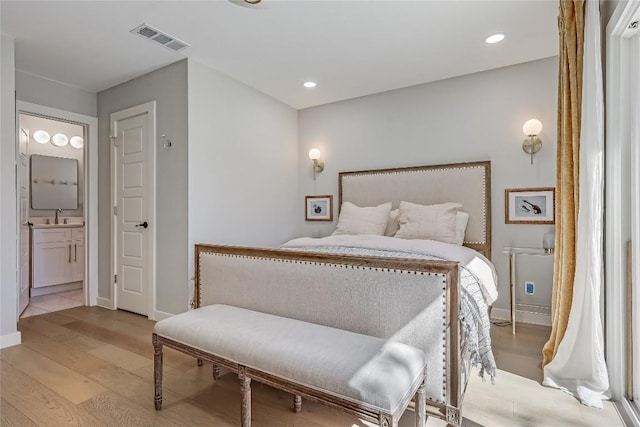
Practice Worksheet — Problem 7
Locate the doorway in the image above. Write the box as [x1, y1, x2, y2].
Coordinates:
[16, 102, 98, 319]
[631, 30, 640, 416]
[605, 1, 640, 423]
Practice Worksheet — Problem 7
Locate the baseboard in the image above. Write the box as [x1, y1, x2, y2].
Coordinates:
[96, 297, 115, 310]
[152, 310, 174, 322]
[615, 398, 640, 427]
[491, 307, 552, 327]
[0, 331, 22, 349]
[30, 281, 82, 297]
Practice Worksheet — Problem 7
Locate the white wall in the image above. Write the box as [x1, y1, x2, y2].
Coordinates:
[297, 57, 558, 315]
[0, 34, 20, 347]
[187, 60, 299, 280]
[16, 70, 97, 117]
[97, 60, 189, 316]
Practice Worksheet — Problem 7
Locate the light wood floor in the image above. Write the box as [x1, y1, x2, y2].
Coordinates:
[0, 306, 624, 426]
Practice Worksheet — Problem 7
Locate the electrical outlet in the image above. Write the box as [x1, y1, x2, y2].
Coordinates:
[525, 281, 535, 295]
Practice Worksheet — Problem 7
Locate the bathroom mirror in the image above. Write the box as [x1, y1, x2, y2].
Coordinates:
[30, 154, 79, 209]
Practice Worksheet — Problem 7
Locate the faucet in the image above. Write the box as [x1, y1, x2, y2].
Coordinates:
[55, 209, 62, 225]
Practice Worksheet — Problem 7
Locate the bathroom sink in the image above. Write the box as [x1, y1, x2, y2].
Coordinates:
[31, 223, 83, 229]
[29, 217, 84, 228]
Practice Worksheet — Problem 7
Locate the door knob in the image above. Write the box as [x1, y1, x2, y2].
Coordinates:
[136, 221, 149, 229]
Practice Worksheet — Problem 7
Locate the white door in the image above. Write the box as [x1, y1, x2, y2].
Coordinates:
[17, 128, 30, 315]
[111, 103, 155, 316]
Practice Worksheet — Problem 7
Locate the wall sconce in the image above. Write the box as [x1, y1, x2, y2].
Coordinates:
[33, 130, 50, 144]
[522, 119, 543, 164]
[308, 148, 324, 178]
[70, 136, 84, 149]
[51, 133, 69, 147]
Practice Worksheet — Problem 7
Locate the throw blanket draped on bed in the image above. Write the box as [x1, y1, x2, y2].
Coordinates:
[282, 235, 498, 382]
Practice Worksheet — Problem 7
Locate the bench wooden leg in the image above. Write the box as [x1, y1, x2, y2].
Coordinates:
[152, 334, 163, 411]
[379, 413, 397, 427]
[415, 377, 427, 427]
[196, 358, 203, 366]
[212, 364, 220, 380]
[239, 366, 251, 427]
[293, 394, 302, 413]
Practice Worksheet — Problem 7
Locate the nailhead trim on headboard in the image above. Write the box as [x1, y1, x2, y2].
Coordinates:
[339, 161, 492, 259]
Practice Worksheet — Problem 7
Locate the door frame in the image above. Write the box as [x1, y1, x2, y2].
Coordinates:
[605, 1, 640, 423]
[109, 101, 156, 319]
[15, 101, 98, 310]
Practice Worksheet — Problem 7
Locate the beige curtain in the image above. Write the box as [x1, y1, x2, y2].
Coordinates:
[542, 0, 584, 367]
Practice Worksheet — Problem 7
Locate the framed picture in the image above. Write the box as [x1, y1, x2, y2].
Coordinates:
[305, 195, 333, 221]
[505, 187, 555, 224]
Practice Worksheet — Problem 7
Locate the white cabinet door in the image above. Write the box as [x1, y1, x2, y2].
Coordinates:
[72, 243, 85, 283]
[31, 227, 84, 288]
[71, 227, 85, 283]
[33, 241, 72, 288]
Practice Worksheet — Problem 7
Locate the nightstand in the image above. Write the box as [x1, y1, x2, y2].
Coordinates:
[503, 246, 554, 334]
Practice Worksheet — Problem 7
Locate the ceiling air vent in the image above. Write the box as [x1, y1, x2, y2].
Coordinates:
[130, 23, 190, 52]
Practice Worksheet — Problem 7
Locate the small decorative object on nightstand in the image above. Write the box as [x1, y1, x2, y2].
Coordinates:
[503, 246, 554, 334]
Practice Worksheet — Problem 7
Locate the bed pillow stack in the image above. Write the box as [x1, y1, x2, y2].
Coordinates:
[332, 201, 469, 245]
[393, 201, 467, 245]
[331, 202, 392, 236]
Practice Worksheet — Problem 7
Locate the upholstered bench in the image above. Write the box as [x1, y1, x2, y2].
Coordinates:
[153, 304, 428, 427]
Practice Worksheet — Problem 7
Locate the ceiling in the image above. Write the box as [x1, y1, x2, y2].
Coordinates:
[1, 1, 558, 110]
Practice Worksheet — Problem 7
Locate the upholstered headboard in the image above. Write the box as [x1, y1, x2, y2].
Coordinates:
[339, 161, 492, 259]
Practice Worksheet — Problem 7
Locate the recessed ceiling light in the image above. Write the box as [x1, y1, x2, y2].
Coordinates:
[485, 33, 505, 44]
[303, 81, 317, 88]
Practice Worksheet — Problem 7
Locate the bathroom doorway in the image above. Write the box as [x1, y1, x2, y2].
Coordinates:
[18, 113, 84, 317]
[15, 102, 98, 319]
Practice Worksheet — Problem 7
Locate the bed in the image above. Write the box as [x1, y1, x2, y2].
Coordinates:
[194, 160, 496, 426]
[283, 160, 496, 424]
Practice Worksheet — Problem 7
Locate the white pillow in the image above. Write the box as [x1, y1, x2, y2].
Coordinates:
[384, 209, 400, 237]
[454, 211, 470, 245]
[395, 201, 462, 244]
[332, 202, 392, 236]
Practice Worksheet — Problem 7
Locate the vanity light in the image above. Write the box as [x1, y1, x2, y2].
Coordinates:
[69, 136, 84, 149]
[303, 81, 317, 88]
[51, 133, 69, 147]
[308, 148, 324, 177]
[485, 33, 505, 44]
[33, 130, 51, 144]
[522, 119, 543, 164]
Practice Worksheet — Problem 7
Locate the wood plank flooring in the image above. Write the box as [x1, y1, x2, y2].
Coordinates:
[0, 306, 625, 426]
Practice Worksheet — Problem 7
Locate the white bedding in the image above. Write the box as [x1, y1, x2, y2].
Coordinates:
[283, 235, 498, 304]
[282, 234, 498, 382]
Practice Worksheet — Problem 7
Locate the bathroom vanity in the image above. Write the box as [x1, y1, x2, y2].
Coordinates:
[30, 221, 84, 296]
